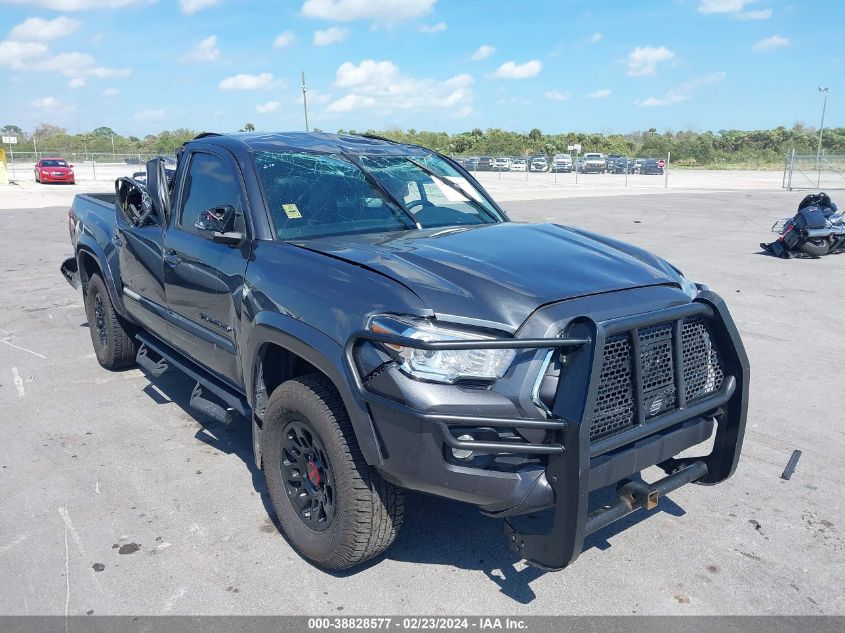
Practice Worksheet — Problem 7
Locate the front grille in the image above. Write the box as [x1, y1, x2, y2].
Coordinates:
[587, 316, 724, 441]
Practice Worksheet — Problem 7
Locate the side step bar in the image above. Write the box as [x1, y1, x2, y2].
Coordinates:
[135, 333, 250, 426]
[136, 344, 169, 377]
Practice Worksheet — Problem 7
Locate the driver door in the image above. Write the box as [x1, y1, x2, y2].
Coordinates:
[163, 149, 250, 386]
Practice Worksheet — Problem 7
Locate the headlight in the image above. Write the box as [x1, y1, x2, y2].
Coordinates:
[368, 315, 516, 384]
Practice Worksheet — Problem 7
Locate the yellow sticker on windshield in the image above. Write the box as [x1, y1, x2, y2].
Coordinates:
[282, 203, 302, 219]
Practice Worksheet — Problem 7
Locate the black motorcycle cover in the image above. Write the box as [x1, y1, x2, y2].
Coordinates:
[795, 206, 828, 230]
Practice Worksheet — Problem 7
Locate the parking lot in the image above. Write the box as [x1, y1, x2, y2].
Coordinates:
[0, 180, 843, 615]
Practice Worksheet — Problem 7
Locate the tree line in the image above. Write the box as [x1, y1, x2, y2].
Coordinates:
[2, 122, 843, 168]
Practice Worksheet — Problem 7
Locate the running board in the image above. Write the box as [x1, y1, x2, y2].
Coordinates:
[135, 332, 251, 424]
[190, 383, 236, 426]
[136, 344, 169, 377]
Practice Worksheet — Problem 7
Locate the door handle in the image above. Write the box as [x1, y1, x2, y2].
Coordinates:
[164, 250, 182, 267]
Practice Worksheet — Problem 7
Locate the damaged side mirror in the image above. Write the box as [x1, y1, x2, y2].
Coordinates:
[195, 204, 244, 246]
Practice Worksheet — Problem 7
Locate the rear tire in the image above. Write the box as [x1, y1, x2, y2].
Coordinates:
[798, 238, 830, 258]
[84, 274, 137, 369]
[262, 374, 404, 570]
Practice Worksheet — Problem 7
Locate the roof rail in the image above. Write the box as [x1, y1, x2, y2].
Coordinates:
[359, 133, 399, 144]
[193, 132, 222, 140]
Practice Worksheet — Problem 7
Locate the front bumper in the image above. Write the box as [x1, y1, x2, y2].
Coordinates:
[41, 172, 75, 182]
[344, 291, 749, 569]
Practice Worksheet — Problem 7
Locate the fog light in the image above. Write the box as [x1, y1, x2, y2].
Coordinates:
[452, 434, 475, 460]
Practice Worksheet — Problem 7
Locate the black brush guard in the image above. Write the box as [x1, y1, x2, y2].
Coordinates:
[343, 291, 749, 570]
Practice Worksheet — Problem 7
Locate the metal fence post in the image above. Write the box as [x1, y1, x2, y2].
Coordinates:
[664, 152, 670, 189]
[782, 151, 789, 189]
[786, 149, 795, 192]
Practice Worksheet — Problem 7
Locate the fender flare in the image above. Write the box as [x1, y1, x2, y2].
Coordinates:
[244, 311, 384, 468]
[75, 235, 127, 316]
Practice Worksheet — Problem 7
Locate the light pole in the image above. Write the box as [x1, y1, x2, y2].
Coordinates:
[816, 86, 828, 187]
[301, 71, 309, 132]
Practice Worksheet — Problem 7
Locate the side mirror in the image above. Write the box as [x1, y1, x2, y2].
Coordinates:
[196, 205, 245, 245]
[212, 231, 245, 246]
[69, 164, 74, 168]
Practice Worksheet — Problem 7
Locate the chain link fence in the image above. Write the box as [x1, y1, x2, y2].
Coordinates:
[783, 151, 845, 191]
[2, 150, 175, 181]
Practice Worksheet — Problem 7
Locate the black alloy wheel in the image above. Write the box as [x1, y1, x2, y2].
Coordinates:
[280, 419, 335, 531]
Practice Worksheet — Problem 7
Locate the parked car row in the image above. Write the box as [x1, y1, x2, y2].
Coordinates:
[457, 154, 664, 175]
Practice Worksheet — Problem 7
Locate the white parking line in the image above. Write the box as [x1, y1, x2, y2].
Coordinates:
[11, 367, 24, 397]
[1, 338, 46, 359]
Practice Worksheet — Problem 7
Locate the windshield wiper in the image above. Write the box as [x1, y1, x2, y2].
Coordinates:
[403, 156, 500, 224]
[340, 150, 421, 231]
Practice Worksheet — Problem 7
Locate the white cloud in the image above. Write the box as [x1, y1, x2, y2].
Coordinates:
[488, 60, 542, 80]
[183, 35, 220, 62]
[68, 77, 85, 88]
[102, 87, 119, 97]
[134, 108, 166, 122]
[326, 58, 473, 115]
[326, 94, 377, 112]
[0, 0, 148, 9]
[313, 27, 348, 45]
[698, 1, 772, 20]
[256, 100, 280, 114]
[36, 51, 131, 78]
[32, 96, 58, 109]
[218, 72, 276, 91]
[0, 39, 131, 80]
[470, 44, 494, 61]
[634, 71, 725, 107]
[587, 88, 611, 98]
[753, 34, 789, 51]
[0, 40, 49, 70]
[626, 45, 675, 76]
[735, 9, 771, 19]
[420, 21, 446, 34]
[8, 16, 81, 41]
[545, 89, 570, 101]
[590, 32, 602, 43]
[273, 31, 295, 48]
[179, 0, 219, 15]
[301, 0, 435, 26]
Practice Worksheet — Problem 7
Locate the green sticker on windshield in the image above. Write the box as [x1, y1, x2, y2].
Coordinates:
[282, 203, 302, 219]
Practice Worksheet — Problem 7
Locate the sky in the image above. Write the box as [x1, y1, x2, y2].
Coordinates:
[1, 0, 843, 137]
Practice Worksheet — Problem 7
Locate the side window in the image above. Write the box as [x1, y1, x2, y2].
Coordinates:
[179, 152, 241, 234]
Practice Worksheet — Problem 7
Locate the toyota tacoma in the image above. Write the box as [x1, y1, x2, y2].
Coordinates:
[60, 132, 749, 571]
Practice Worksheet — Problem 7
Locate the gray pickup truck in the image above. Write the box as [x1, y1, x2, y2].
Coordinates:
[61, 132, 749, 571]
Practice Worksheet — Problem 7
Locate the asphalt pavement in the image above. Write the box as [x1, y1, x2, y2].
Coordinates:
[0, 190, 842, 615]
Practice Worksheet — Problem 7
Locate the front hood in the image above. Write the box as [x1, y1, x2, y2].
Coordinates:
[300, 222, 681, 330]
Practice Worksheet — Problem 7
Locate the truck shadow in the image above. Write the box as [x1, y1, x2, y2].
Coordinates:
[140, 369, 687, 605]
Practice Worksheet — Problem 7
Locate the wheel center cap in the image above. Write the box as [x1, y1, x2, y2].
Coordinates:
[306, 460, 321, 486]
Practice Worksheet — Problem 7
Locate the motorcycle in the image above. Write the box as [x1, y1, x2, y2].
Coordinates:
[762, 192, 845, 258]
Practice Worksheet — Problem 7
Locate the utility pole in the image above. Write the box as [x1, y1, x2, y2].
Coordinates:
[301, 71, 310, 132]
[816, 86, 829, 188]
[111, 134, 116, 158]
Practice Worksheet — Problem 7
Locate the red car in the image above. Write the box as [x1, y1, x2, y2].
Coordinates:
[34, 158, 75, 184]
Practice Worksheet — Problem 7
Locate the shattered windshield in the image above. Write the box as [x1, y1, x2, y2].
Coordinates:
[253, 150, 502, 240]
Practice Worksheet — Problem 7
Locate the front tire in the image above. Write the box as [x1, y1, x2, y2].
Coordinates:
[262, 374, 404, 571]
[84, 274, 137, 369]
